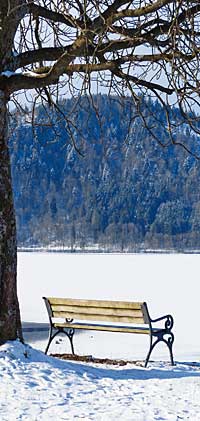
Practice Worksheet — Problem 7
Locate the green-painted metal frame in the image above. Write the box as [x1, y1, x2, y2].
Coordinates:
[142, 303, 174, 367]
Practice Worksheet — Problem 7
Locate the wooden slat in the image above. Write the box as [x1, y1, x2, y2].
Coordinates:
[51, 304, 143, 318]
[52, 311, 145, 324]
[47, 297, 144, 310]
[54, 322, 150, 334]
[141, 303, 150, 324]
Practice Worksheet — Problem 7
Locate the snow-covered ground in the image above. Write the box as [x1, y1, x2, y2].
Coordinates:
[18, 252, 200, 360]
[1, 252, 200, 420]
[1, 340, 200, 420]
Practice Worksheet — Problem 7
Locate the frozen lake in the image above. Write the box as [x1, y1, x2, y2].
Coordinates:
[18, 252, 200, 362]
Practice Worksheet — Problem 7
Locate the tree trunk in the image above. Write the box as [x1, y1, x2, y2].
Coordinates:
[0, 90, 22, 342]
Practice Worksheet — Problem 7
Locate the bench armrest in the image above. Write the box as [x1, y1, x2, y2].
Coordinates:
[151, 314, 174, 331]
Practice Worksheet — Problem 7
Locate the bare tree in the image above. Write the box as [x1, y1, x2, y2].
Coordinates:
[0, 0, 200, 341]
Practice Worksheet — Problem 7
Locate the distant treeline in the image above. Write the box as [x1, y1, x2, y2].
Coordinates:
[9, 94, 200, 252]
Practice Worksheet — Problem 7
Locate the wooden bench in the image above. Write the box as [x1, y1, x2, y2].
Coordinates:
[43, 297, 174, 367]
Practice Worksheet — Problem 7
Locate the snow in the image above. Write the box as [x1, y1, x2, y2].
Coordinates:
[1, 252, 200, 420]
[17, 252, 200, 360]
[24, 71, 48, 78]
[1, 340, 200, 420]
[1, 70, 16, 77]
[0, 70, 46, 79]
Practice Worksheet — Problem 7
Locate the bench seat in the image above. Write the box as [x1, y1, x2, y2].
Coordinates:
[53, 321, 164, 335]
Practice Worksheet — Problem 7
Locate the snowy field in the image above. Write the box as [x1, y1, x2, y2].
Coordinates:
[1, 340, 200, 421]
[1, 252, 200, 420]
[18, 252, 200, 360]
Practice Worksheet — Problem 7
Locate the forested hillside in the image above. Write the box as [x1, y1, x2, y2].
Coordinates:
[9, 95, 200, 252]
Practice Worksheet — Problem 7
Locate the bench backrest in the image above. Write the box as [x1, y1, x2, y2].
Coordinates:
[43, 297, 150, 325]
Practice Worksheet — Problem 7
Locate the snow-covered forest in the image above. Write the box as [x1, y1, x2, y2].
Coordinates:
[10, 95, 200, 252]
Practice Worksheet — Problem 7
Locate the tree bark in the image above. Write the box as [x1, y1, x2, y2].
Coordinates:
[0, 90, 22, 342]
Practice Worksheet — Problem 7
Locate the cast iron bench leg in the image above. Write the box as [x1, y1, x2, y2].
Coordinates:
[45, 327, 60, 354]
[45, 327, 75, 355]
[145, 332, 174, 367]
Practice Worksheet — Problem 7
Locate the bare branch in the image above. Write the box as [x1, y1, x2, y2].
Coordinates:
[0, 0, 199, 148]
